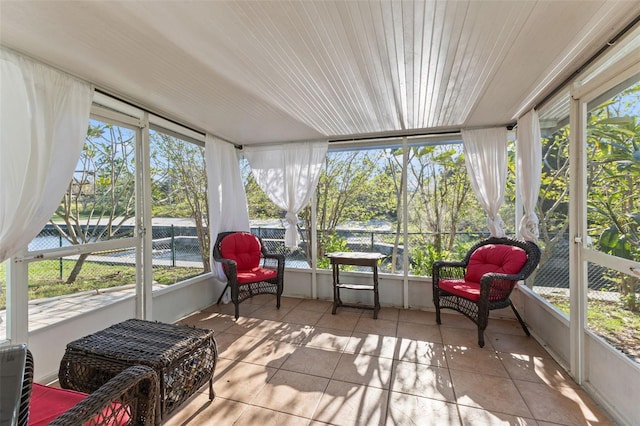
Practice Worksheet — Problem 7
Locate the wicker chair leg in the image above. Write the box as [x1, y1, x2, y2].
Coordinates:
[477, 306, 489, 348]
[434, 291, 442, 325]
[510, 302, 531, 336]
[477, 327, 485, 348]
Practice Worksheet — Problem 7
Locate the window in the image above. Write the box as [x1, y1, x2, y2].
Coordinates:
[149, 127, 208, 285]
[23, 116, 139, 330]
[530, 118, 571, 312]
[585, 77, 640, 362]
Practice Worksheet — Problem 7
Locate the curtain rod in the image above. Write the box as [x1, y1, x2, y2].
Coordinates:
[328, 124, 515, 144]
[93, 88, 241, 148]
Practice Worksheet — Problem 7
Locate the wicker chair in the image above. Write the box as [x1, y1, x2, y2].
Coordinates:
[213, 231, 285, 320]
[8, 345, 159, 426]
[432, 236, 541, 347]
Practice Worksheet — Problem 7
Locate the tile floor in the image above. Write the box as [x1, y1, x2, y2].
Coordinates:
[164, 295, 613, 426]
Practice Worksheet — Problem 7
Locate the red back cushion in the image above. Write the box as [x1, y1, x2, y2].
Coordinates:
[220, 233, 262, 271]
[464, 244, 527, 283]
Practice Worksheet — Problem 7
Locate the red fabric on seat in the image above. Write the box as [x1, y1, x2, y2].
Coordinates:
[237, 267, 278, 284]
[220, 232, 262, 271]
[29, 383, 131, 426]
[29, 383, 87, 426]
[464, 244, 527, 283]
[438, 279, 481, 302]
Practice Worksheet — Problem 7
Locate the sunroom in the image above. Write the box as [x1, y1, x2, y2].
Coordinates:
[1, 1, 640, 425]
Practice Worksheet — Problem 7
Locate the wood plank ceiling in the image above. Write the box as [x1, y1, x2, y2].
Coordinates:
[1, 1, 639, 145]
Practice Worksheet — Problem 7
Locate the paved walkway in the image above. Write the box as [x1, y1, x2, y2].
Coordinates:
[0, 284, 165, 336]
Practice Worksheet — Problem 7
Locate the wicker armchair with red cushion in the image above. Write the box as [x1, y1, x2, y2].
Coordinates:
[432, 236, 541, 347]
[9, 346, 158, 426]
[213, 231, 285, 320]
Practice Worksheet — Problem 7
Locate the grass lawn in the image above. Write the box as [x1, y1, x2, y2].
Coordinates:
[546, 295, 640, 363]
[0, 260, 204, 310]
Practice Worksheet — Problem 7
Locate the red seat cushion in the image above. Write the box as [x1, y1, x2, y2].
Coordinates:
[29, 383, 87, 426]
[220, 233, 262, 271]
[438, 279, 481, 301]
[464, 244, 527, 283]
[29, 383, 131, 426]
[237, 267, 278, 284]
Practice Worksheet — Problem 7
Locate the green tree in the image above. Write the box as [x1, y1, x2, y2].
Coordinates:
[150, 132, 211, 272]
[586, 83, 640, 310]
[53, 122, 136, 283]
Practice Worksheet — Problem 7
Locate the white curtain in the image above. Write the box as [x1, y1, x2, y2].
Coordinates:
[462, 127, 508, 238]
[244, 141, 328, 249]
[0, 48, 93, 263]
[205, 135, 250, 280]
[516, 109, 542, 242]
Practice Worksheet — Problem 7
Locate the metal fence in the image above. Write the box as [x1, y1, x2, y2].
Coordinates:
[25, 225, 637, 304]
[27, 224, 205, 292]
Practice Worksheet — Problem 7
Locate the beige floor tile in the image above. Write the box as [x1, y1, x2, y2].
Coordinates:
[499, 353, 578, 389]
[252, 369, 329, 418]
[457, 405, 538, 426]
[214, 332, 244, 359]
[345, 332, 398, 359]
[281, 346, 342, 378]
[188, 312, 237, 333]
[395, 339, 448, 368]
[391, 360, 455, 402]
[163, 394, 247, 425]
[377, 307, 400, 321]
[316, 312, 361, 331]
[398, 309, 437, 325]
[233, 405, 310, 425]
[313, 380, 388, 426]
[440, 326, 494, 350]
[296, 298, 333, 313]
[217, 334, 268, 361]
[333, 352, 394, 389]
[282, 307, 325, 326]
[304, 327, 353, 352]
[354, 317, 398, 336]
[485, 318, 530, 336]
[237, 338, 296, 368]
[445, 345, 509, 377]
[437, 312, 478, 330]
[387, 391, 461, 426]
[222, 315, 266, 335]
[213, 359, 277, 404]
[278, 296, 304, 309]
[515, 380, 614, 425]
[396, 321, 443, 343]
[270, 323, 316, 344]
[250, 304, 295, 321]
[489, 333, 550, 358]
[449, 370, 533, 418]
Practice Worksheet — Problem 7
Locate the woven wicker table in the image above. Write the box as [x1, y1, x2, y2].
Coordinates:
[58, 319, 217, 425]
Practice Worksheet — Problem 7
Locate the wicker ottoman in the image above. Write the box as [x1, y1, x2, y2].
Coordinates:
[58, 319, 217, 425]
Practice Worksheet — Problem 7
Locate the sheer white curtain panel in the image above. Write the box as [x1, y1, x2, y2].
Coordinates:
[516, 109, 542, 242]
[205, 135, 250, 281]
[0, 48, 93, 263]
[462, 127, 508, 238]
[244, 141, 328, 249]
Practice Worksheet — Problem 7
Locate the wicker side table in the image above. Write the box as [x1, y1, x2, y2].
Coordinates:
[58, 319, 217, 425]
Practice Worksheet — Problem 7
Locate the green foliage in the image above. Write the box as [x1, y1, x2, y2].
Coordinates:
[409, 245, 453, 276]
[316, 233, 349, 269]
